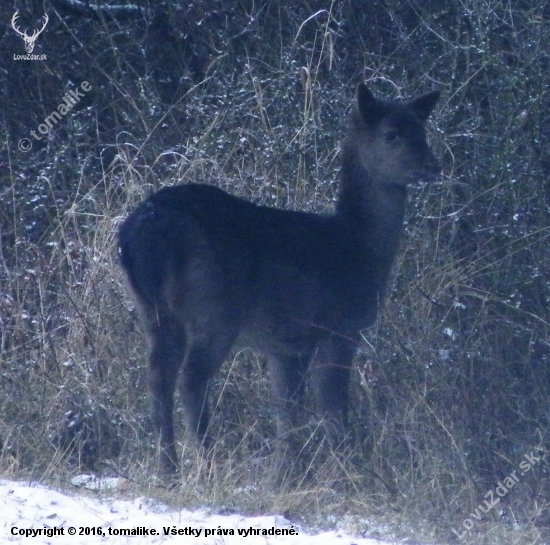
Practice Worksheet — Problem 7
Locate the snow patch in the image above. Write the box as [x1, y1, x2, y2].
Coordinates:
[1, 479, 398, 544]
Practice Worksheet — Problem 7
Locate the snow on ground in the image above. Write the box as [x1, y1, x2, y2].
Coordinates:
[0, 478, 397, 544]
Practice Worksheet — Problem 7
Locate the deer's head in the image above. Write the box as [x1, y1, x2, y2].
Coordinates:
[12, 11, 49, 54]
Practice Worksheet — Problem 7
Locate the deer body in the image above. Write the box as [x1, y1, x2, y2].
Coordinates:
[119, 85, 440, 473]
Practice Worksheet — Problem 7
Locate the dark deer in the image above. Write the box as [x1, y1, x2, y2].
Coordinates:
[118, 84, 440, 474]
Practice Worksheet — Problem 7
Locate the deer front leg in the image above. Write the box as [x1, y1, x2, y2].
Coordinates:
[312, 336, 355, 449]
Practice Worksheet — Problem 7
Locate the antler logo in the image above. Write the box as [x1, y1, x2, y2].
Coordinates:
[12, 11, 49, 54]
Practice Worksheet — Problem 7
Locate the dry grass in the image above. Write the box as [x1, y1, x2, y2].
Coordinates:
[1, 1, 549, 543]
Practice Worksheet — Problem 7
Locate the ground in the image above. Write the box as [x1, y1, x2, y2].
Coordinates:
[1, 478, 412, 545]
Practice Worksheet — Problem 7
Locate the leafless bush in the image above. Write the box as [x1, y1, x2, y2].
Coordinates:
[0, 1, 548, 543]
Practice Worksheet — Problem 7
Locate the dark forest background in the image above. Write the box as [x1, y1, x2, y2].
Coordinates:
[1, 1, 549, 543]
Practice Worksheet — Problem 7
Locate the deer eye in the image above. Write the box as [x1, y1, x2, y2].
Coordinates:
[384, 130, 399, 141]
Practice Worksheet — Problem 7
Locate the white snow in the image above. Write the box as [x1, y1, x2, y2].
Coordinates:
[0, 478, 395, 544]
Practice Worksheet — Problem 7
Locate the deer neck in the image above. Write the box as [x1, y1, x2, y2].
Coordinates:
[336, 146, 408, 286]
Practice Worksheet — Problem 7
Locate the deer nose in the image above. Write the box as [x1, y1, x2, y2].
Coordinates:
[424, 149, 441, 174]
[428, 158, 441, 175]
[410, 152, 440, 182]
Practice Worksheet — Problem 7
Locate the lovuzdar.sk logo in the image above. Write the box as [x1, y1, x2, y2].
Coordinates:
[12, 10, 48, 60]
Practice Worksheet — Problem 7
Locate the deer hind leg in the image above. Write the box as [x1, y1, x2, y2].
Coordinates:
[178, 327, 237, 451]
[147, 316, 187, 474]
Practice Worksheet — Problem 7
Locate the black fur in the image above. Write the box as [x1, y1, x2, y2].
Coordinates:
[118, 84, 440, 473]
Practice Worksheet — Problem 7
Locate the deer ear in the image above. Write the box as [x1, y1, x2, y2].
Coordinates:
[357, 84, 386, 125]
[409, 90, 440, 122]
